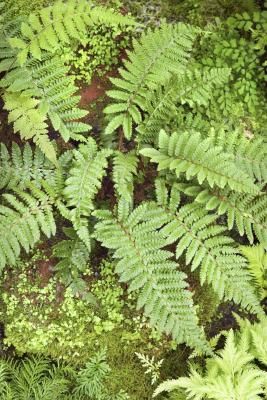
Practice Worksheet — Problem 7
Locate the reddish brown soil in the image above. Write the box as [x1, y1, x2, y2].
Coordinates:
[79, 75, 110, 107]
[36, 259, 55, 287]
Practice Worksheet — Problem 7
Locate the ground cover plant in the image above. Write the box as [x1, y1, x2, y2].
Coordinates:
[0, 0, 266, 398]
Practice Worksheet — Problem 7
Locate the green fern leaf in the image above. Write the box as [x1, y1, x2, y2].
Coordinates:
[112, 151, 138, 202]
[10, 0, 135, 65]
[63, 139, 112, 239]
[155, 180, 262, 316]
[93, 201, 211, 354]
[141, 130, 258, 194]
[0, 142, 55, 190]
[0, 188, 56, 271]
[104, 23, 197, 139]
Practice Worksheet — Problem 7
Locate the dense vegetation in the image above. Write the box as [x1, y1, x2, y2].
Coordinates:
[0, 0, 266, 398]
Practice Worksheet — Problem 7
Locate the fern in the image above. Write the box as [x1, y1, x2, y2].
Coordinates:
[237, 316, 267, 367]
[112, 150, 138, 202]
[208, 128, 267, 183]
[140, 130, 258, 194]
[154, 179, 262, 316]
[0, 186, 56, 271]
[93, 200, 211, 354]
[52, 227, 90, 290]
[175, 183, 267, 246]
[0, 142, 55, 190]
[158, 330, 267, 400]
[104, 23, 197, 139]
[74, 348, 110, 399]
[8, 0, 135, 65]
[240, 245, 267, 300]
[137, 67, 230, 144]
[63, 139, 112, 246]
[3, 92, 57, 164]
[0, 357, 69, 400]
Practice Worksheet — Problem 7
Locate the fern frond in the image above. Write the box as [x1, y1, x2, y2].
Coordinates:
[153, 379, 183, 398]
[104, 23, 197, 139]
[155, 180, 262, 316]
[53, 227, 90, 285]
[74, 348, 110, 398]
[208, 128, 267, 183]
[0, 187, 56, 271]
[140, 130, 258, 194]
[93, 201, 211, 354]
[9, 0, 135, 65]
[112, 151, 138, 202]
[137, 67, 230, 143]
[0, 142, 55, 190]
[1, 55, 91, 144]
[3, 92, 57, 164]
[240, 245, 267, 300]
[63, 139, 112, 244]
[237, 317, 267, 367]
[177, 183, 267, 246]
[9, 357, 69, 400]
[175, 330, 266, 400]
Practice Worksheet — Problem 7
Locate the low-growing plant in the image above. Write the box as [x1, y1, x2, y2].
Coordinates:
[154, 317, 267, 399]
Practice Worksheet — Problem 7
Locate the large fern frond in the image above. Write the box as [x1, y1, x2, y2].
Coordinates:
[8, 0, 135, 65]
[0, 186, 56, 271]
[155, 180, 262, 316]
[104, 23, 197, 139]
[93, 201, 211, 354]
[63, 139, 112, 245]
[140, 130, 258, 194]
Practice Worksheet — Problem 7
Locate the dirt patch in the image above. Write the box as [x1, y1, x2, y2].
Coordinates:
[79, 75, 111, 107]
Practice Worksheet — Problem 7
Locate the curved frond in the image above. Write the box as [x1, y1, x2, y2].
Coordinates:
[93, 201, 211, 354]
[141, 130, 258, 194]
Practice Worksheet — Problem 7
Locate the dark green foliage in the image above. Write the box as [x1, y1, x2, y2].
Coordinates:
[0, 357, 69, 400]
[52, 227, 90, 292]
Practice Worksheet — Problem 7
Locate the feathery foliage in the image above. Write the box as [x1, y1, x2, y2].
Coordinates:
[140, 130, 258, 193]
[93, 200, 211, 354]
[104, 23, 197, 139]
[154, 328, 267, 399]
[0, 357, 69, 400]
[136, 67, 230, 144]
[9, 0, 136, 65]
[0, 142, 55, 190]
[154, 179, 262, 315]
[112, 151, 138, 202]
[175, 183, 267, 246]
[0, 186, 56, 271]
[240, 245, 267, 300]
[236, 316, 267, 367]
[52, 227, 90, 291]
[63, 139, 112, 246]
